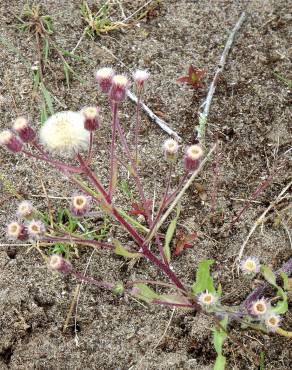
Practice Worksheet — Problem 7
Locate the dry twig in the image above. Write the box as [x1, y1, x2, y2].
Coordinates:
[198, 12, 246, 140]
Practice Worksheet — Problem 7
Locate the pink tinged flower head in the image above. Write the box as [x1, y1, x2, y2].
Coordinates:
[48, 254, 72, 275]
[71, 194, 92, 217]
[39, 111, 90, 157]
[13, 117, 36, 142]
[0, 130, 23, 153]
[17, 200, 35, 219]
[95, 67, 114, 93]
[81, 106, 100, 131]
[265, 313, 281, 332]
[198, 290, 218, 308]
[27, 219, 45, 240]
[7, 221, 27, 241]
[109, 75, 128, 102]
[163, 138, 179, 162]
[249, 298, 269, 317]
[183, 144, 204, 172]
[133, 69, 150, 89]
[240, 256, 260, 275]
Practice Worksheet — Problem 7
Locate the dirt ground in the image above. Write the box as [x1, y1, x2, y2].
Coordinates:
[0, 0, 291, 369]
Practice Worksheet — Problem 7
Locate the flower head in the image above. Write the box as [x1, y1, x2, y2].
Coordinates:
[0, 130, 23, 152]
[81, 106, 100, 131]
[133, 69, 149, 89]
[71, 194, 92, 217]
[265, 313, 281, 332]
[240, 256, 260, 275]
[183, 144, 204, 172]
[109, 75, 128, 102]
[163, 138, 179, 162]
[17, 200, 35, 219]
[48, 254, 72, 275]
[39, 111, 90, 156]
[13, 117, 36, 142]
[95, 67, 114, 93]
[198, 290, 218, 308]
[7, 221, 27, 240]
[249, 298, 269, 317]
[26, 219, 45, 240]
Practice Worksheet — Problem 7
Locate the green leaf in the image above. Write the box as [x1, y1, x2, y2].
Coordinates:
[280, 272, 289, 291]
[261, 265, 276, 286]
[113, 239, 142, 259]
[163, 203, 181, 263]
[40, 104, 48, 124]
[43, 37, 50, 62]
[213, 316, 228, 370]
[192, 259, 215, 295]
[63, 63, 71, 88]
[40, 82, 54, 115]
[131, 283, 159, 303]
[214, 354, 226, 370]
[272, 299, 288, 315]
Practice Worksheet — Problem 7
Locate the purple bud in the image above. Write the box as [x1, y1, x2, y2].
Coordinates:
[48, 254, 72, 275]
[163, 138, 179, 162]
[0, 130, 23, 152]
[81, 106, 100, 131]
[7, 221, 28, 241]
[183, 145, 203, 172]
[109, 75, 128, 102]
[71, 194, 92, 217]
[13, 117, 36, 142]
[95, 67, 114, 93]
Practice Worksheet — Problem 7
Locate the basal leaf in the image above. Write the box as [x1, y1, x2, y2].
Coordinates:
[131, 283, 159, 303]
[192, 259, 215, 295]
[113, 239, 142, 259]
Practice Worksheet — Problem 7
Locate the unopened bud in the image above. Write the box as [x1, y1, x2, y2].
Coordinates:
[13, 117, 36, 142]
[163, 139, 178, 162]
[0, 130, 23, 152]
[109, 75, 128, 102]
[183, 145, 203, 172]
[82, 106, 100, 131]
[95, 67, 114, 93]
[71, 194, 92, 217]
[48, 254, 72, 275]
[113, 282, 124, 296]
[133, 69, 149, 90]
[7, 221, 27, 240]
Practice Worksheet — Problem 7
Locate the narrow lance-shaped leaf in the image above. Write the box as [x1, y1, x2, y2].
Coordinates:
[131, 283, 159, 303]
[113, 239, 142, 259]
[163, 203, 181, 263]
[213, 316, 228, 370]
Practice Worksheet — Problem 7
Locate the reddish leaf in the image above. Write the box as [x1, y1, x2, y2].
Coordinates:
[129, 199, 152, 218]
[177, 64, 206, 89]
[174, 229, 197, 256]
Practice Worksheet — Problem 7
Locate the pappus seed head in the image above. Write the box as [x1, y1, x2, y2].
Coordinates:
[163, 138, 179, 163]
[109, 75, 128, 102]
[7, 221, 27, 241]
[240, 256, 260, 275]
[198, 290, 218, 308]
[71, 194, 92, 217]
[133, 69, 149, 90]
[81, 106, 100, 131]
[183, 144, 203, 172]
[0, 130, 23, 153]
[95, 67, 114, 93]
[265, 313, 281, 332]
[26, 219, 45, 240]
[249, 298, 270, 317]
[17, 200, 35, 219]
[13, 117, 36, 142]
[48, 254, 73, 275]
[39, 111, 90, 156]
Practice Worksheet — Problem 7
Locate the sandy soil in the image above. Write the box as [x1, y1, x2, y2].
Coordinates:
[0, 1, 291, 369]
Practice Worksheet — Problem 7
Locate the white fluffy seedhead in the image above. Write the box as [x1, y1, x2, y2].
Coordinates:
[39, 111, 90, 156]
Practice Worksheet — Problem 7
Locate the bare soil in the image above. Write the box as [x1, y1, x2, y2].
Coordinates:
[0, 1, 291, 369]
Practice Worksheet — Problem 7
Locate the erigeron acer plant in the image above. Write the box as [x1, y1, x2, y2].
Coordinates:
[1, 69, 291, 369]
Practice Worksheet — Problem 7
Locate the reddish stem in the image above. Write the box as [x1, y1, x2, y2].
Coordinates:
[108, 102, 118, 200]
